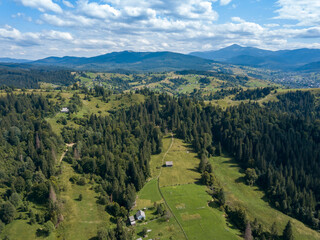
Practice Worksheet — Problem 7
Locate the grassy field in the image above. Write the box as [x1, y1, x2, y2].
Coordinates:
[134, 215, 185, 240]
[134, 135, 242, 239]
[149, 135, 173, 179]
[132, 135, 185, 240]
[158, 137, 241, 240]
[161, 184, 241, 240]
[159, 138, 200, 187]
[133, 179, 163, 210]
[210, 156, 320, 240]
[0, 215, 56, 240]
[56, 160, 112, 240]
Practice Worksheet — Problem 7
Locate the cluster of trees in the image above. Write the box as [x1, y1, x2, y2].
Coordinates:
[0, 93, 64, 233]
[61, 92, 163, 210]
[203, 88, 241, 100]
[233, 87, 275, 100]
[0, 67, 75, 88]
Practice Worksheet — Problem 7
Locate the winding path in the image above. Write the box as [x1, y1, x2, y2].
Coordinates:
[58, 143, 75, 164]
[157, 134, 189, 240]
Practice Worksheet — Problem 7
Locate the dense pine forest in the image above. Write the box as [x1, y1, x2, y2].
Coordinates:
[0, 67, 76, 89]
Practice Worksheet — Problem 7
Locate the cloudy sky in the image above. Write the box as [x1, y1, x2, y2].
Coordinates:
[1, 0, 320, 59]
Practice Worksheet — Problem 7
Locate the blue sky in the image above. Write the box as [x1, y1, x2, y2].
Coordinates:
[0, 0, 320, 59]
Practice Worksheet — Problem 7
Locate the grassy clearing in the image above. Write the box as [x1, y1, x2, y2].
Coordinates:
[161, 184, 241, 240]
[149, 135, 173, 178]
[56, 161, 112, 240]
[45, 93, 145, 136]
[157, 137, 241, 240]
[159, 138, 200, 187]
[134, 179, 162, 210]
[134, 216, 185, 240]
[210, 156, 320, 240]
[1, 218, 56, 240]
[132, 135, 185, 240]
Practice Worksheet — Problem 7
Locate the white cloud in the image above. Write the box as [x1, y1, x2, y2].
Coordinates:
[19, 0, 62, 13]
[78, 0, 120, 19]
[264, 23, 280, 28]
[0, 25, 73, 47]
[231, 17, 245, 23]
[45, 30, 73, 40]
[275, 0, 320, 26]
[220, 0, 232, 6]
[62, 0, 74, 8]
[41, 13, 96, 27]
[4, 0, 320, 59]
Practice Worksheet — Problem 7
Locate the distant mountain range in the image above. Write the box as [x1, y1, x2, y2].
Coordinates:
[190, 44, 320, 71]
[30, 51, 217, 72]
[0, 58, 31, 63]
[2, 45, 320, 72]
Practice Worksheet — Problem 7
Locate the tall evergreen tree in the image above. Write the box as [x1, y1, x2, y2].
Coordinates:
[283, 221, 294, 240]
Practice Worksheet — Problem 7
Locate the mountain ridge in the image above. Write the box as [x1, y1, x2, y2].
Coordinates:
[31, 51, 218, 71]
[190, 44, 320, 70]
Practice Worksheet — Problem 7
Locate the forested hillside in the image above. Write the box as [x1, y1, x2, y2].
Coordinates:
[0, 67, 75, 88]
[63, 88, 320, 234]
[1, 87, 320, 239]
[0, 93, 64, 233]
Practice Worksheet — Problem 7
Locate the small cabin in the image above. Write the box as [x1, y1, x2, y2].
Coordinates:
[136, 210, 146, 220]
[60, 107, 69, 113]
[129, 215, 136, 226]
[166, 161, 173, 167]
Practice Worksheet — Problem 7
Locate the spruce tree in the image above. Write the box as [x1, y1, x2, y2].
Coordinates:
[283, 221, 294, 240]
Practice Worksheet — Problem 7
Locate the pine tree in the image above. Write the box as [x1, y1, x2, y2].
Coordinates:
[270, 222, 278, 240]
[283, 221, 294, 240]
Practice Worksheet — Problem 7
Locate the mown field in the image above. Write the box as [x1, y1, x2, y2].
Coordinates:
[159, 138, 241, 240]
[210, 156, 320, 240]
[162, 184, 240, 240]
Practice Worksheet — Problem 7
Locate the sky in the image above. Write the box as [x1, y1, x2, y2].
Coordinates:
[1, 0, 320, 59]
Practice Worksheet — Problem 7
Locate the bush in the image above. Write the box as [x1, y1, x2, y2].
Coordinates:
[0, 202, 16, 224]
[77, 177, 86, 186]
[43, 220, 55, 236]
[0, 220, 5, 233]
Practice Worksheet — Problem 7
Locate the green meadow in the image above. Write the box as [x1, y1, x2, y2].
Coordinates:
[210, 156, 320, 240]
[161, 184, 241, 240]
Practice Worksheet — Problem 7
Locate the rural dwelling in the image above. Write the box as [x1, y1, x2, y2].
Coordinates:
[129, 216, 136, 226]
[136, 210, 146, 220]
[60, 107, 69, 113]
[166, 161, 173, 167]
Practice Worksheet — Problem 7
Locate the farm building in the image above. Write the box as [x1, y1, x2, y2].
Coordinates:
[129, 216, 136, 226]
[166, 161, 173, 167]
[60, 107, 69, 113]
[136, 210, 146, 220]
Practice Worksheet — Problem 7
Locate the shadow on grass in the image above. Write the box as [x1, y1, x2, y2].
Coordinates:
[187, 167, 200, 173]
[235, 176, 246, 184]
[88, 237, 99, 240]
[194, 178, 203, 186]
